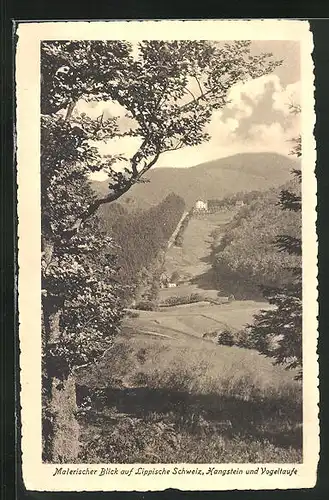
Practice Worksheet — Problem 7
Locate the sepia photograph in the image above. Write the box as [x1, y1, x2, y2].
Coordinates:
[16, 20, 318, 491]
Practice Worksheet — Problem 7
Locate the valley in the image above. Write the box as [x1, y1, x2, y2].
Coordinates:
[77, 209, 302, 464]
[125, 210, 272, 341]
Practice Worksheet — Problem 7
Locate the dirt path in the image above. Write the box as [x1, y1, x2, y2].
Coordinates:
[159, 212, 232, 302]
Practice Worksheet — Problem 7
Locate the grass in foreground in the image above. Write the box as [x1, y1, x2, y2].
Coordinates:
[77, 332, 302, 463]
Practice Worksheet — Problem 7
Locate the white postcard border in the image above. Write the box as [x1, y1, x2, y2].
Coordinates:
[16, 19, 318, 491]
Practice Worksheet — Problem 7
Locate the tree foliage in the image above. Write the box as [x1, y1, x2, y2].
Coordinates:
[41, 116, 125, 375]
[212, 181, 301, 299]
[99, 193, 185, 297]
[247, 131, 302, 377]
[41, 41, 132, 116]
[208, 190, 264, 211]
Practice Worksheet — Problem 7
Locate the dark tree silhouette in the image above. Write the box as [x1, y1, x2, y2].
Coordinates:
[247, 115, 302, 378]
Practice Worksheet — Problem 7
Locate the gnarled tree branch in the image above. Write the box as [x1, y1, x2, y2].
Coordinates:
[63, 149, 161, 239]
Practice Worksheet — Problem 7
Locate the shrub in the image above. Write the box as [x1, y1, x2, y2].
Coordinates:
[189, 292, 204, 302]
[135, 300, 158, 311]
[170, 271, 181, 283]
[125, 310, 140, 319]
[234, 329, 254, 349]
[217, 329, 235, 347]
[162, 293, 204, 306]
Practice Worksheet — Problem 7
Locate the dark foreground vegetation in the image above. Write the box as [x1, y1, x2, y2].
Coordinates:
[76, 335, 302, 463]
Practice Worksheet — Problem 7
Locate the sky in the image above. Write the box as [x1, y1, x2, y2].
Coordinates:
[74, 41, 301, 180]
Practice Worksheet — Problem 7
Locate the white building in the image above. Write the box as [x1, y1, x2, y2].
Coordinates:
[195, 199, 208, 211]
[235, 200, 245, 208]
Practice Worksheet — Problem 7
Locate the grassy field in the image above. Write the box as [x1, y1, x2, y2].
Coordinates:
[125, 300, 275, 339]
[160, 212, 232, 295]
[76, 211, 302, 464]
[77, 329, 302, 463]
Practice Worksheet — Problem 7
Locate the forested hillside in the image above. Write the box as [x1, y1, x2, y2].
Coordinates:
[99, 193, 186, 299]
[92, 153, 299, 210]
[208, 189, 269, 211]
[212, 177, 301, 299]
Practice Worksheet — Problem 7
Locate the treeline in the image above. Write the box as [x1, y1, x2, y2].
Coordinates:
[212, 178, 301, 299]
[174, 212, 191, 247]
[208, 189, 272, 211]
[99, 193, 186, 299]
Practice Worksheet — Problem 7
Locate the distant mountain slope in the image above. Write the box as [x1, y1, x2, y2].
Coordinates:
[92, 152, 299, 210]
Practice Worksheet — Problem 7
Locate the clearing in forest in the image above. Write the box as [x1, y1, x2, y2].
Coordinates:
[78, 210, 301, 464]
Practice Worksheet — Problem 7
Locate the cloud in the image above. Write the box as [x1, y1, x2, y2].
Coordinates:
[223, 74, 282, 121]
[225, 118, 240, 132]
[221, 74, 301, 126]
[75, 99, 138, 134]
[228, 74, 282, 104]
[82, 73, 301, 179]
[273, 81, 301, 114]
[207, 74, 300, 149]
[89, 135, 142, 162]
[247, 122, 287, 152]
[249, 122, 285, 142]
[75, 99, 124, 119]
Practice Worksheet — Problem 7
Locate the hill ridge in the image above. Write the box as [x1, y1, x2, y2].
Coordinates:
[92, 152, 299, 211]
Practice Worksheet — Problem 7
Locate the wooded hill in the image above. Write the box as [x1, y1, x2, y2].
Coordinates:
[99, 193, 186, 299]
[212, 176, 301, 299]
[92, 152, 299, 211]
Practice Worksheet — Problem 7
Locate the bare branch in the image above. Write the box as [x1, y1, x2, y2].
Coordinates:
[152, 85, 168, 115]
[129, 137, 148, 175]
[62, 183, 133, 238]
[175, 87, 214, 115]
[193, 74, 205, 99]
[96, 111, 104, 126]
[136, 151, 161, 179]
[185, 87, 198, 103]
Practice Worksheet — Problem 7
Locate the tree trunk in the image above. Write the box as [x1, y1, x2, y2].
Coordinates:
[42, 239, 80, 463]
[46, 371, 80, 463]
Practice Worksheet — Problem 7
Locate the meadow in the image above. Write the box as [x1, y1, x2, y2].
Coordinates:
[76, 322, 302, 464]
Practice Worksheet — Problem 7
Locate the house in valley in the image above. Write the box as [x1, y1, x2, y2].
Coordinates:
[194, 199, 208, 212]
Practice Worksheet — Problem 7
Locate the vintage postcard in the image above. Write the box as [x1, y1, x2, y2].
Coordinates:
[16, 20, 318, 491]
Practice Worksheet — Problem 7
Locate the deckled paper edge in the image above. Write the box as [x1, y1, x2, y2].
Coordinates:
[16, 19, 318, 491]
